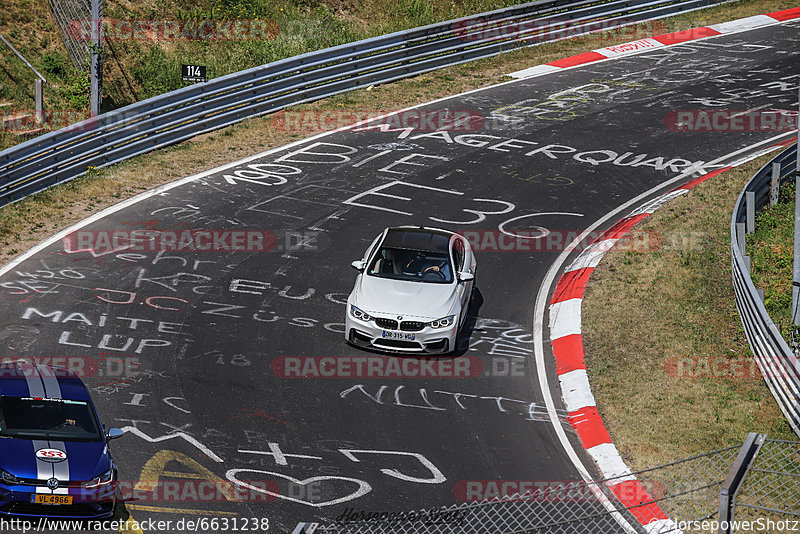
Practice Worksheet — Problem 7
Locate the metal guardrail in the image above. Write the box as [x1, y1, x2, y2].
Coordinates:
[0, 0, 732, 207]
[730, 145, 800, 437]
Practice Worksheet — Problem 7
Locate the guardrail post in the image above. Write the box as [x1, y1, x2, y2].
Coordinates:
[736, 223, 746, 255]
[794, 158, 800, 326]
[746, 191, 755, 233]
[770, 162, 780, 206]
[718, 433, 766, 534]
[795, 86, 800, 326]
[0, 34, 48, 124]
[744, 255, 751, 274]
[34, 79, 43, 125]
[90, 0, 102, 117]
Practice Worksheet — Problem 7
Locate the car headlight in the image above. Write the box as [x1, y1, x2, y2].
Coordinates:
[0, 468, 19, 485]
[84, 467, 115, 489]
[429, 315, 455, 328]
[350, 305, 372, 322]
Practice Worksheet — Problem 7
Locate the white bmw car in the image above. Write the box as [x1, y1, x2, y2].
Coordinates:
[345, 226, 476, 354]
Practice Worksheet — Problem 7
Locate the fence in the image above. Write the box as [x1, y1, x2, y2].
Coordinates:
[730, 145, 800, 438]
[49, 0, 95, 69]
[733, 439, 800, 531]
[49, 0, 103, 115]
[294, 435, 799, 533]
[0, 0, 733, 208]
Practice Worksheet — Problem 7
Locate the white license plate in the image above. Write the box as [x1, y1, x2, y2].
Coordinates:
[382, 331, 414, 340]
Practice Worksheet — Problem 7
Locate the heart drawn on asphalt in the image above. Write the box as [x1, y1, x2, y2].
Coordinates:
[226, 469, 372, 507]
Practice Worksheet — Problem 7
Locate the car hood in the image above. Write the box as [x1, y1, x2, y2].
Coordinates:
[353, 274, 458, 319]
[0, 438, 110, 481]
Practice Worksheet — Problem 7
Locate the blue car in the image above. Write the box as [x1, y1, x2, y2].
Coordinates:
[0, 363, 123, 518]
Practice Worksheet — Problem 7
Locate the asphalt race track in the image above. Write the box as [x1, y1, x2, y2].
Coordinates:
[0, 19, 798, 533]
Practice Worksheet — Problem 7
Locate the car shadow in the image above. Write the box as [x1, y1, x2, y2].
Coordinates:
[451, 285, 484, 357]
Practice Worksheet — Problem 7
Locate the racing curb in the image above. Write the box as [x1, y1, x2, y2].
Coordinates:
[548, 138, 797, 533]
[547, 167, 728, 533]
[510, 7, 800, 79]
[532, 8, 800, 533]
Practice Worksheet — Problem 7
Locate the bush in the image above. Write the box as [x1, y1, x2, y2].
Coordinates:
[65, 72, 91, 109]
[39, 52, 68, 77]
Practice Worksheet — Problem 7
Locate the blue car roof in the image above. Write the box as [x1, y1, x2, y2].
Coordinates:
[0, 363, 92, 402]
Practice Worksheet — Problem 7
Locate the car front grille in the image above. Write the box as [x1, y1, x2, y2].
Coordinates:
[400, 321, 425, 332]
[374, 318, 399, 330]
[15, 477, 83, 488]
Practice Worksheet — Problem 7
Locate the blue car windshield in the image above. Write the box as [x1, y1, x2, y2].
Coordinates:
[0, 397, 103, 441]
[367, 247, 453, 283]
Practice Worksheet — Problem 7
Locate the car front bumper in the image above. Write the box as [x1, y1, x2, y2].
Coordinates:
[0, 483, 116, 519]
[345, 313, 457, 354]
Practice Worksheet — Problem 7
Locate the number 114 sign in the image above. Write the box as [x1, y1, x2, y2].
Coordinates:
[182, 64, 207, 83]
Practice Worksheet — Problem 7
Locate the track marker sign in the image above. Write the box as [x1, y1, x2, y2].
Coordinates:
[182, 64, 206, 83]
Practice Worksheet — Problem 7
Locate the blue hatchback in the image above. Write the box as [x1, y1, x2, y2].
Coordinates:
[0, 363, 123, 518]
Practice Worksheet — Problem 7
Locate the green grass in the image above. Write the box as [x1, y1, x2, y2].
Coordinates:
[748, 179, 796, 339]
[0, 0, 523, 122]
[582, 153, 797, 469]
[2, 0, 795, 152]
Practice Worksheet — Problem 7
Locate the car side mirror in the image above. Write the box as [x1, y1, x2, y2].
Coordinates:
[106, 427, 124, 441]
[351, 260, 366, 271]
[457, 272, 475, 282]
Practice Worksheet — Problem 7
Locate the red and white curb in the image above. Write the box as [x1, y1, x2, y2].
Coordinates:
[519, 8, 800, 532]
[548, 134, 797, 533]
[546, 170, 729, 532]
[510, 7, 800, 79]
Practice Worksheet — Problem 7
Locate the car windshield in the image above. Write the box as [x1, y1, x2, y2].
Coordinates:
[0, 397, 103, 442]
[367, 246, 453, 283]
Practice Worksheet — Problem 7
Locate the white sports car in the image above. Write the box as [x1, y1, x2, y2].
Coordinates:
[345, 226, 476, 354]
